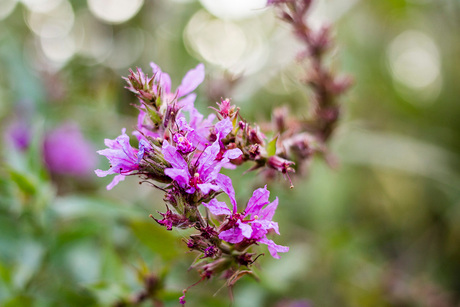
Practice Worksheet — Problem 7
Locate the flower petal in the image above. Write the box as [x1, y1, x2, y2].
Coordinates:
[245, 185, 270, 217]
[137, 139, 150, 164]
[258, 197, 278, 221]
[150, 62, 171, 93]
[223, 148, 243, 160]
[202, 199, 232, 216]
[95, 169, 111, 177]
[197, 182, 220, 194]
[257, 220, 280, 235]
[165, 168, 191, 191]
[106, 174, 125, 190]
[177, 93, 196, 111]
[238, 220, 253, 239]
[162, 141, 188, 170]
[197, 141, 220, 178]
[259, 238, 289, 259]
[215, 118, 233, 141]
[219, 227, 244, 244]
[176, 63, 205, 97]
[216, 173, 237, 212]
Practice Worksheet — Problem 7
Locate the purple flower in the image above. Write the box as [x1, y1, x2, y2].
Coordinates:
[162, 140, 241, 198]
[172, 117, 197, 154]
[203, 186, 289, 259]
[176, 106, 216, 150]
[95, 128, 151, 190]
[162, 119, 242, 202]
[43, 123, 97, 177]
[5, 120, 31, 151]
[173, 133, 195, 154]
[150, 62, 205, 109]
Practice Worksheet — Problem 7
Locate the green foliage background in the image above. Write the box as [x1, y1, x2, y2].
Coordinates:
[1, 0, 460, 306]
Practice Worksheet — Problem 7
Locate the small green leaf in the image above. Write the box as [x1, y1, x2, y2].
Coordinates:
[266, 135, 278, 157]
[144, 104, 162, 125]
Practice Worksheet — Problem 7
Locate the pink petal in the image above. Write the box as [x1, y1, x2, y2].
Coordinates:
[202, 199, 232, 216]
[106, 174, 125, 190]
[197, 182, 220, 194]
[245, 185, 270, 217]
[176, 63, 205, 98]
[237, 221, 253, 239]
[259, 197, 278, 221]
[219, 227, 244, 244]
[259, 238, 289, 259]
[216, 173, 237, 212]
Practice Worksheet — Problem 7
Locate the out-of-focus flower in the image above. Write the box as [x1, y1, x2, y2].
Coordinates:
[275, 299, 314, 307]
[43, 123, 97, 177]
[4, 120, 31, 151]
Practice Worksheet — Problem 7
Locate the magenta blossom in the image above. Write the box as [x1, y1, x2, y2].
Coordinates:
[162, 140, 241, 201]
[203, 186, 289, 259]
[176, 105, 216, 151]
[95, 128, 151, 190]
[162, 119, 241, 203]
[43, 123, 97, 177]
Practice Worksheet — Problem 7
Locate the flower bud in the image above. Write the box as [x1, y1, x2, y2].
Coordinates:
[267, 155, 295, 174]
[272, 106, 289, 133]
[150, 207, 191, 230]
[248, 125, 265, 145]
[212, 98, 239, 120]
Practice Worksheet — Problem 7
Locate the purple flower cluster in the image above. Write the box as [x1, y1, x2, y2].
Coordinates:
[96, 62, 289, 304]
[97, 0, 350, 304]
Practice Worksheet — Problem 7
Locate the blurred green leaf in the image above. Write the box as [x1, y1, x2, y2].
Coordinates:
[13, 240, 45, 290]
[85, 281, 129, 306]
[2, 295, 33, 307]
[51, 195, 145, 220]
[129, 221, 180, 260]
[7, 169, 37, 196]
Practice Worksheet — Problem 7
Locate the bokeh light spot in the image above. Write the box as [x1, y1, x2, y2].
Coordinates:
[40, 34, 76, 64]
[75, 10, 114, 64]
[387, 30, 442, 105]
[22, 0, 62, 13]
[87, 0, 144, 24]
[0, 0, 17, 20]
[26, 0, 74, 38]
[185, 10, 247, 70]
[104, 28, 144, 70]
[199, 0, 267, 20]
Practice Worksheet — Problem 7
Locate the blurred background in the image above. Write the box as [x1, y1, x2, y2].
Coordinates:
[1, 0, 460, 306]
